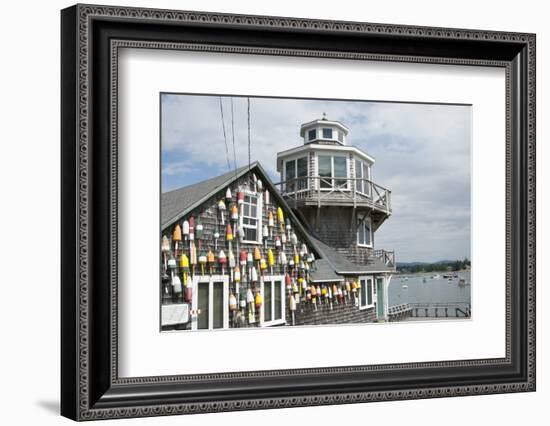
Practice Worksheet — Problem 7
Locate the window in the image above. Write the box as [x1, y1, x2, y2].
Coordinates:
[318, 155, 332, 188]
[241, 193, 262, 243]
[193, 275, 229, 330]
[308, 129, 316, 141]
[355, 159, 371, 195]
[285, 160, 296, 192]
[297, 157, 308, 190]
[322, 128, 333, 139]
[285, 157, 308, 192]
[337, 131, 344, 143]
[357, 213, 372, 247]
[318, 155, 348, 189]
[359, 276, 374, 309]
[262, 276, 285, 326]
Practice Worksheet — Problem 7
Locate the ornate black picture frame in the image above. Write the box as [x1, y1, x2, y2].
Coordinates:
[61, 4, 535, 421]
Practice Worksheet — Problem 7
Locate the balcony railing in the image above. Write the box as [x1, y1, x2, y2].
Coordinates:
[274, 176, 392, 213]
[372, 249, 395, 268]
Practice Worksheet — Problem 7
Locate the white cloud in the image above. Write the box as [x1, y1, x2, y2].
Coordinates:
[161, 94, 471, 262]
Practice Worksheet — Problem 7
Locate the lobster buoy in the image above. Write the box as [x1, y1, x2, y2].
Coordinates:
[237, 191, 245, 205]
[229, 293, 237, 311]
[264, 190, 270, 206]
[251, 266, 258, 282]
[260, 258, 267, 272]
[172, 224, 182, 243]
[188, 216, 195, 239]
[277, 207, 284, 231]
[291, 232, 298, 246]
[184, 286, 192, 303]
[218, 199, 226, 225]
[275, 236, 281, 249]
[194, 221, 203, 240]
[172, 274, 182, 294]
[189, 242, 197, 271]
[167, 255, 177, 270]
[225, 223, 233, 241]
[198, 251, 207, 275]
[172, 224, 182, 254]
[230, 204, 239, 222]
[161, 235, 170, 252]
[268, 211, 274, 237]
[253, 246, 261, 262]
[218, 250, 226, 274]
[239, 250, 247, 266]
[234, 265, 241, 282]
[279, 251, 287, 267]
[207, 249, 215, 275]
[179, 253, 189, 287]
[182, 220, 190, 237]
[257, 179, 263, 192]
[255, 291, 262, 310]
[246, 289, 254, 304]
[289, 294, 296, 311]
[225, 187, 232, 201]
[161, 235, 170, 271]
[267, 249, 275, 267]
[285, 274, 292, 290]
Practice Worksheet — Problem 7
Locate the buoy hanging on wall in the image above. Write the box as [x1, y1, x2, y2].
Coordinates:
[172, 224, 182, 255]
[218, 199, 226, 225]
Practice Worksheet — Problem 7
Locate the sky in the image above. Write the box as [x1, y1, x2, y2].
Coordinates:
[161, 94, 471, 263]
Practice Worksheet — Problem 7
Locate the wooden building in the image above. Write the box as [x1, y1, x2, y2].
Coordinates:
[160, 118, 395, 331]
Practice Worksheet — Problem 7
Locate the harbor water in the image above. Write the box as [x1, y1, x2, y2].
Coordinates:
[388, 271, 471, 310]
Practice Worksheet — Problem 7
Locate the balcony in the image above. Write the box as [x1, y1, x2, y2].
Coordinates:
[274, 176, 392, 215]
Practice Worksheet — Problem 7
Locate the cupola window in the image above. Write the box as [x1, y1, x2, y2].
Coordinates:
[322, 128, 333, 139]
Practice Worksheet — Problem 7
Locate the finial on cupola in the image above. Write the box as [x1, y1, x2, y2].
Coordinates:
[322, 112, 327, 120]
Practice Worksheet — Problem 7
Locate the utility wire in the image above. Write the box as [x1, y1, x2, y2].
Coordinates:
[230, 98, 237, 173]
[218, 97, 231, 172]
[247, 97, 251, 170]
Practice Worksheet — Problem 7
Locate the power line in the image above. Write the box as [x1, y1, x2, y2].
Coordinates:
[247, 97, 251, 169]
[230, 98, 237, 172]
[218, 97, 231, 172]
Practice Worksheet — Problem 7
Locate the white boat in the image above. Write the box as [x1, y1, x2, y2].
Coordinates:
[402, 284, 408, 289]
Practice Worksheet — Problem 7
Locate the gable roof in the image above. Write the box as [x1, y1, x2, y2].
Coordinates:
[161, 162, 322, 259]
[161, 164, 252, 229]
[308, 234, 395, 275]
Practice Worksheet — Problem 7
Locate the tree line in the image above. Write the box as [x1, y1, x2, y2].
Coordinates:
[396, 258, 471, 274]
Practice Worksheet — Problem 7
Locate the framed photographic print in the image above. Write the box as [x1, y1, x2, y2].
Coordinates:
[61, 4, 536, 421]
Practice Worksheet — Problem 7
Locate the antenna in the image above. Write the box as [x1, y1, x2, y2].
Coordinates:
[218, 97, 231, 172]
[247, 97, 251, 170]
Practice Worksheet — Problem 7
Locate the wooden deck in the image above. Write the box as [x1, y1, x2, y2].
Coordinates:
[274, 176, 392, 215]
[388, 303, 471, 321]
